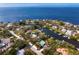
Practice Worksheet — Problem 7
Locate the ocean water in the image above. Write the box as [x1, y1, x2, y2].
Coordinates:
[0, 7, 79, 25]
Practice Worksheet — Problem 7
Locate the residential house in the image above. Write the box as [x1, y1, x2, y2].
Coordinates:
[61, 28, 67, 33]
[65, 30, 73, 36]
[39, 40, 45, 47]
[17, 49, 25, 55]
[31, 32, 37, 39]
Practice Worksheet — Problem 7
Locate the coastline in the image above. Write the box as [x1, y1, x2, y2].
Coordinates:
[0, 19, 79, 25]
[0, 19, 79, 55]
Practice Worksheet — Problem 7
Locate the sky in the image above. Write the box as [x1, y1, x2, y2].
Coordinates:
[0, 3, 79, 7]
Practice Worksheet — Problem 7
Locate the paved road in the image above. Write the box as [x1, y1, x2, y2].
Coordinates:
[9, 31, 24, 40]
[9, 30, 43, 55]
[40, 28, 79, 48]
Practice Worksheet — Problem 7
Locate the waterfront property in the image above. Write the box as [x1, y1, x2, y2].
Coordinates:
[0, 20, 79, 55]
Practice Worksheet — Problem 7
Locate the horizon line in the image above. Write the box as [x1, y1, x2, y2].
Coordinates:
[0, 3, 79, 7]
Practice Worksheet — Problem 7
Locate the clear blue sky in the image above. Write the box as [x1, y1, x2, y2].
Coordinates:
[0, 3, 79, 7]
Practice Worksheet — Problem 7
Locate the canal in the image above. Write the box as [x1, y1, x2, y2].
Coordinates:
[40, 28, 79, 48]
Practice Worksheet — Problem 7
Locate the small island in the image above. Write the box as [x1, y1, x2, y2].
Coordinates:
[0, 19, 79, 55]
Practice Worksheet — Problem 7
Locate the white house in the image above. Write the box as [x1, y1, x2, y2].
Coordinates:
[61, 28, 67, 33]
[74, 25, 77, 28]
[17, 49, 25, 55]
[31, 33, 37, 38]
[52, 26, 58, 29]
[65, 30, 72, 36]
[7, 23, 12, 27]
[77, 30, 79, 33]
[16, 28, 20, 31]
